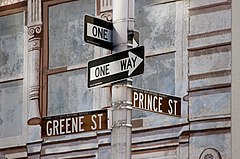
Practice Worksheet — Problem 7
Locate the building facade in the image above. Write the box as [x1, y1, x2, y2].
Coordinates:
[0, 0, 236, 158]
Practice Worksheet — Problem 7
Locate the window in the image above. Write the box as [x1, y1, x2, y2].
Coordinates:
[42, 0, 95, 116]
[133, 0, 176, 93]
[132, 0, 187, 121]
[0, 8, 27, 147]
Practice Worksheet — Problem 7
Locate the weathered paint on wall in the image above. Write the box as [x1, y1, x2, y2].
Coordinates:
[47, 0, 95, 115]
[48, 0, 95, 69]
[188, 0, 231, 158]
[135, 0, 176, 53]
[0, 81, 23, 138]
[0, 12, 24, 139]
[0, 13, 24, 80]
[0, 0, 25, 7]
[48, 69, 93, 115]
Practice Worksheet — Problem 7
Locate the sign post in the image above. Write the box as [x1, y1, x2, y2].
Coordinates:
[111, 0, 135, 159]
[88, 46, 144, 88]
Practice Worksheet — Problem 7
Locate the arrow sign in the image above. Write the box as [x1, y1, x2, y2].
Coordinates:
[128, 30, 140, 48]
[90, 51, 143, 80]
[84, 15, 113, 50]
[88, 46, 144, 88]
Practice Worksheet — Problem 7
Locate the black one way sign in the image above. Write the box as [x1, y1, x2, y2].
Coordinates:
[84, 15, 113, 50]
[88, 46, 144, 88]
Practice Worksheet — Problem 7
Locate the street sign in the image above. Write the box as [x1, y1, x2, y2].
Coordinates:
[41, 109, 109, 137]
[128, 30, 139, 48]
[84, 14, 113, 50]
[88, 46, 144, 88]
[132, 87, 181, 117]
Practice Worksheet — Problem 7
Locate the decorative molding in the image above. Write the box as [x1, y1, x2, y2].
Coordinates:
[188, 29, 231, 41]
[0, 0, 25, 7]
[27, 0, 42, 102]
[27, 0, 42, 126]
[28, 38, 41, 52]
[188, 70, 231, 81]
[187, 42, 231, 52]
[28, 0, 41, 24]
[189, 2, 231, 15]
[189, 0, 231, 12]
[97, 0, 112, 18]
[27, 24, 42, 100]
[27, 141, 42, 158]
[199, 148, 222, 159]
[29, 85, 40, 100]
[28, 24, 42, 37]
[100, 11, 112, 21]
[28, 24, 42, 52]
[100, 0, 112, 13]
[188, 83, 231, 97]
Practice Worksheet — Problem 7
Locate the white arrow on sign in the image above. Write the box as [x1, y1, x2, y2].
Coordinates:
[90, 51, 143, 81]
[133, 38, 138, 48]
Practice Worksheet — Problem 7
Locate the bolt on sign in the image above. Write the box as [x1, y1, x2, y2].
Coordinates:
[41, 109, 109, 137]
[132, 87, 181, 117]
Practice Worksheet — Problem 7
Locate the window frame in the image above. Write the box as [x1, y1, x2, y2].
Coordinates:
[42, 0, 95, 117]
[41, 0, 188, 124]
[0, 4, 28, 148]
[130, 0, 189, 124]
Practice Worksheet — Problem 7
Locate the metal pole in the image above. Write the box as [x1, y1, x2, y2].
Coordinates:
[111, 0, 134, 159]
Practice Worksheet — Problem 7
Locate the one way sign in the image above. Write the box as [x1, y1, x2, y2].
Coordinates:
[88, 46, 144, 88]
[84, 15, 113, 50]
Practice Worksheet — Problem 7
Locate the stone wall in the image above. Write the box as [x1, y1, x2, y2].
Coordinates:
[188, 0, 231, 158]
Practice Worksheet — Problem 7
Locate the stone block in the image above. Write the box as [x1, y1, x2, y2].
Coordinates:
[190, 9, 231, 35]
[190, 0, 229, 9]
[189, 51, 231, 75]
[188, 33, 231, 49]
[189, 92, 230, 119]
[190, 75, 231, 88]
[189, 132, 231, 159]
